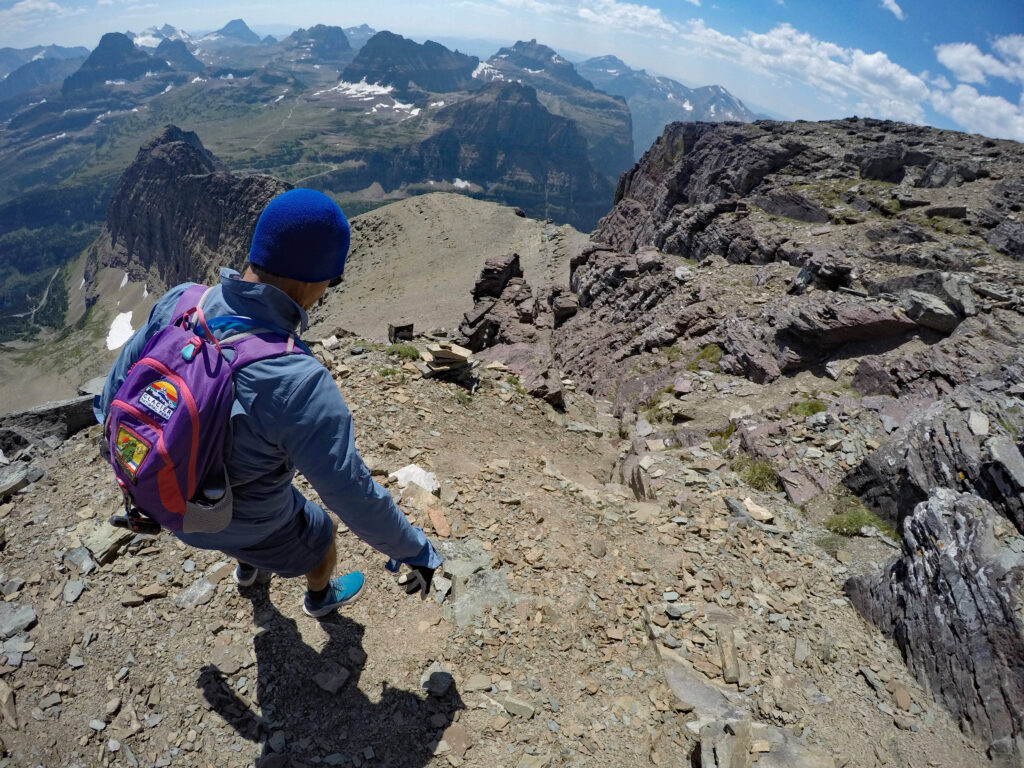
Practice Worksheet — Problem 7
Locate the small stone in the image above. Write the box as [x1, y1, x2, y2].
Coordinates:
[121, 594, 145, 607]
[589, 539, 607, 558]
[464, 674, 491, 692]
[442, 723, 471, 757]
[105, 697, 121, 718]
[137, 584, 167, 601]
[421, 661, 453, 696]
[267, 731, 286, 752]
[893, 684, 912, 711]
[173, 578, 216, 609]
[500, 695, 535, 719]
[108, 738, 121, 753]
[835, 549, 854, 564]
[89, 719, 106, 731]
[63, 580, 85, 603]
[64, 547, 97, 575]
[517, 753, 551, 768]
[313, 665, 350, 694]
[182, 559, 196, 573]
[662, 591, 679, 602]
[0, 680, 17, 730]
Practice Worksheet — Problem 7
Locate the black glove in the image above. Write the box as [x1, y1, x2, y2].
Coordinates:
[397, 565, 435, 599]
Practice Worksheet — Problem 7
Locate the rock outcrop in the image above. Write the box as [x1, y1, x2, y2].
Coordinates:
[846, 490, 1024, 762]
[86, 125, 288, 296]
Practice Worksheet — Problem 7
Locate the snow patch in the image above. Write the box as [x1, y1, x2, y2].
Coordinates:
[135, 35, 161, 48]
[273, 89, 289, 103]
[78, 277, 85, 290]
[525, 67, 543, 74]
[315, 78, 395, 99]
[220, 73, 235, 80]
[119, 272, 128, 289]
[106, 312, 135, 350]
[430, 100, 445, 108]
[191, 76, 206, 84]
[50, 132, 67, 141]
[472, 62, 504, 81]
[452, 178, 471, 190]
[162, 85, 174, 94]
[105, 79, 127, 86]
[142, 285, 148, 298]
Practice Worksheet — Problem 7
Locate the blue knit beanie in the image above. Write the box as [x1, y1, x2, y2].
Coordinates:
[248, 189, 350, 282]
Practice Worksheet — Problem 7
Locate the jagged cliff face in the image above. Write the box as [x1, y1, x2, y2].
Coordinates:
[85, 125, 288, 299]
[319, 82, 614, 231]
[342, 31, 479, 96]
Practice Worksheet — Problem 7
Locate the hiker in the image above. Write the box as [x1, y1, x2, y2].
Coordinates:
[93, 188, 441, 617]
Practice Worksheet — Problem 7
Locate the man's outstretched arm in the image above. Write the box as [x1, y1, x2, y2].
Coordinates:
[272, 364, 442, 569]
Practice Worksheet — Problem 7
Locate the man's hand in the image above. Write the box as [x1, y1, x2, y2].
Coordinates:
[397, 565, 436, 599]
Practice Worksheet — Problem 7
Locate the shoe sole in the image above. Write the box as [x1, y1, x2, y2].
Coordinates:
[233, 569, 258, 588]
[302, 584, 364, 618]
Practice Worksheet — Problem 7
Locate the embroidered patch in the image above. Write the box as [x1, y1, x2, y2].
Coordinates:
[139, 380, 178, 420]
[114, 425, 151, 482]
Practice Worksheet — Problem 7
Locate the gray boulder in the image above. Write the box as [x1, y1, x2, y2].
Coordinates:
[900, 290, 961, 332]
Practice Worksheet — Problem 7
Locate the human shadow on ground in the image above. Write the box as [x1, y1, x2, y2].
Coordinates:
[198, 581, 464, 768]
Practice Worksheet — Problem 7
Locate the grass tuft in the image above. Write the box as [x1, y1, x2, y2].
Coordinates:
[386, 343, 420, 361]
[731, 453, 780, 493]
[684, 343, 723, 372]
[825, 494, 898, 538]
[786, 398, 827, 420]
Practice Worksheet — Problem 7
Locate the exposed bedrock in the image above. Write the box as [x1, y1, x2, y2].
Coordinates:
[845, 489, 1024, 762]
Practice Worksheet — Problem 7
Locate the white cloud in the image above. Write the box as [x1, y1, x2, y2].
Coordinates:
[682, 21, 928, 123]
[931, 84, 1024, 141]
[993, 34, 1024, 68]
[577, 1, 679, 34]
[495, 0, 680, 35]
[880, 0, 905, 20]
[935, 41, 1018, 84]
[0, 0, 82, 32]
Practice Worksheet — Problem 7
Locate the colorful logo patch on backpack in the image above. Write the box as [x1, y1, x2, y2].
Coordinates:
[139, 380, 178, 420]
[114, 425, 151, 482]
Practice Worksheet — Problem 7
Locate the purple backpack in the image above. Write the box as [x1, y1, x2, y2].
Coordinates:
[105, 284, 306, 534]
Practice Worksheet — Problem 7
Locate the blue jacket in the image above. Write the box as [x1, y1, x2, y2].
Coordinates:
[95, 268, 441, 569]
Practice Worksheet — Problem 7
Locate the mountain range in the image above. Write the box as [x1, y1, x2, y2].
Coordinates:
[0, 17, 757, 342]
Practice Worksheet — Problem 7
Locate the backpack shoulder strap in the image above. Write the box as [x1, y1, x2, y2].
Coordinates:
[170, 284, 212, 325]
[222, 329, 310, 370]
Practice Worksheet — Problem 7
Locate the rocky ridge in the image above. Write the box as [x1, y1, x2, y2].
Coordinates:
[460, 117, 1024, 761]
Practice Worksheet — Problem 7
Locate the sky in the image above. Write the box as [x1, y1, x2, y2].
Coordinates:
[0, 0, 1022, 141]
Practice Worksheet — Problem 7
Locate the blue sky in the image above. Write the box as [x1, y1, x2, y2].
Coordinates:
[1, 0, 1021, 140]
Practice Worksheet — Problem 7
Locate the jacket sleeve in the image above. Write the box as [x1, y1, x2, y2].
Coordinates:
[270, 364, 442, 569]
[93, 284, 192, 424]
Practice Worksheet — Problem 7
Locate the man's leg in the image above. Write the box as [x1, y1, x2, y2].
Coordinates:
[305, 520, 338, 592]
[302, 519, 365, 618]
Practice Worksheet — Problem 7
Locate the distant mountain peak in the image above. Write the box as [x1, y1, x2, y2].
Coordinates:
[215, 19, 261, 45]
[343, 32, 478, 95]
[489, 39, 592, 91]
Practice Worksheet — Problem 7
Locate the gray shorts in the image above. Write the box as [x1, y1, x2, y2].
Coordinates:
[215, 499, 335, 578]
